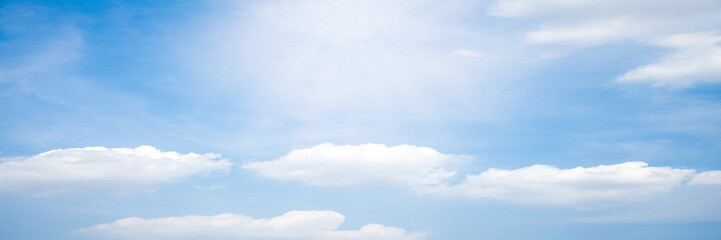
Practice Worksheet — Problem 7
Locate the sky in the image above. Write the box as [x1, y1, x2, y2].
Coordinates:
[1, 0, 721, 239]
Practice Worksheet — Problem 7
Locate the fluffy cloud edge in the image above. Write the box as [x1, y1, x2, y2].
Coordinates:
[76, 210, 427, 240]
[243, 143, 469, 187]
[688, 170, 721, 185]
[422, 161, 702, 206]
[243, 143, 721, 206]
[0, 145, 232, 194]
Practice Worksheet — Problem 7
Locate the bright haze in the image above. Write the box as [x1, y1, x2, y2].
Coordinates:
[1, 0, 721, 239]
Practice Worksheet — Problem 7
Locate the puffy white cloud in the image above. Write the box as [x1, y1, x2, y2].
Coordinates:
[245, 143, 720, 207]
[488, 0, 721, 86]
[243, 143, 467, 187]
[424, 161, 696, 206]
[77, 210, 426, 240]
[688, 171, 721, 185]
[0, 146, 231, 194]
[244, 144, 719, 206]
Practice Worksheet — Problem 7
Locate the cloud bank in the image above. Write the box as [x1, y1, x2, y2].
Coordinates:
[244, 143, 466, 187]
[0, 146, 231, 194]
[426, 161, 696, 205]
[247, 143, 721, 206]
[78, 210, 426, 240]
[689, 171, 721, 185]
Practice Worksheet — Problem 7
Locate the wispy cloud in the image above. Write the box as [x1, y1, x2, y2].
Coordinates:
[618, 32, 721, 86]
[488, 0, 721, 87]
[0, 3, 85, 102]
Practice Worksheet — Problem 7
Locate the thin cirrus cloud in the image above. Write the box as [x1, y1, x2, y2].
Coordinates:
[0, 146, 231, 195]
[77, 210, 426, 240]
[243, 143, 468, 187]
[246, 143, 721, 206]
[617, 32, 721, 86]
[0, 3, 85, 101]
[487, 0, 721, 87]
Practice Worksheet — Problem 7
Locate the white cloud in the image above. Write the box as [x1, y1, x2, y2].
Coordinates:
[244, 144, 720, 206]
[0, 146, 231, 194]
[489, 0, 721, 45]
[617, 32, 721, 86]
[487, 0, 721, 87]
[77, 210, 426, 240]
[424, 161, 696, 206]
[688, 171, 721, 185]
[243, 143, 467, 187]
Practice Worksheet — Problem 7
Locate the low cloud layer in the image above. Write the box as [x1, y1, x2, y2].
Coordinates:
[78, 210, 426, 240]
[248, 143, 721, 206]
[244, 143, 466, 186]
[0, 146, 231, 195]
[426, 162, 697, 206]
[689, 170, 721, 185]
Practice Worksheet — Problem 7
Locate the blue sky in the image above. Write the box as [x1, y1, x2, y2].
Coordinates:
[1, 0, 721, 239]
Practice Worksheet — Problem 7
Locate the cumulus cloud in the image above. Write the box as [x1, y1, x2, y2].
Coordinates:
[77, 210, 426, 240]
[0, 146, 231, 194]
[487, 0, 721, 86]
[424, 161, 696, 206]
[243, 144, 721, 206]
[688, 171, 721, 185]
[243, 143, 467, 187]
